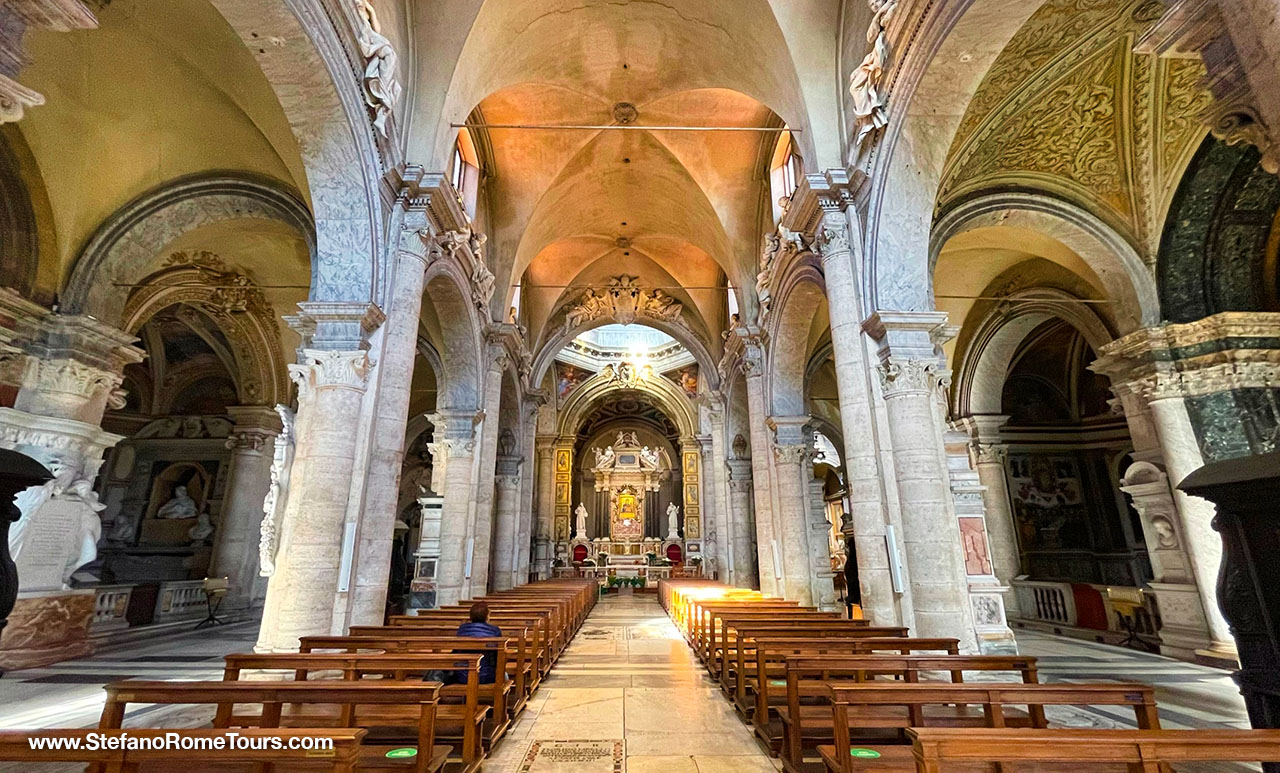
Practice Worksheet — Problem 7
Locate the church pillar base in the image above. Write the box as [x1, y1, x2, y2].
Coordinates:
[0, 589, 94, 672]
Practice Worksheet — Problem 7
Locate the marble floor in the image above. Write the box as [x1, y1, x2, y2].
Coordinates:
[0, 594, 1255, 772]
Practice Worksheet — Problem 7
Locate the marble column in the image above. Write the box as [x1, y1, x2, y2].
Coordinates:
[515, 406, 539, 585]
[865, 312, 977, 651]
[955, 415, 1021, 619]
[1145, 381, 1234, 656]
[741, 339, 780, 596]
[344, 216, 433, 626]
[211, 406, 280, 610]
[699, 431, 728, 582]
[812, 184, 899, 626]
[431, 410, 481, 607]
[491, 454, 522, 591]
[255, 348, 373, 652]
[533, 437, 555, 578]
[705, 403, 735, 583]
[806, 476, 840, 611]
[468, 345, 507, 596]
[767, 415, 826, 606]
[725, 459, 759, 588]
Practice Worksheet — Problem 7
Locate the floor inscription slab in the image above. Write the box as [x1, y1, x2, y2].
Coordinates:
[517, 739, 624, 773]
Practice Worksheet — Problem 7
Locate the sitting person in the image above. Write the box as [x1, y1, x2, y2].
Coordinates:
[454, 601, 502, 684]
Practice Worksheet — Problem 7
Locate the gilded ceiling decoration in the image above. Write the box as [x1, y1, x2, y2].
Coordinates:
[939, 0, 1214, 260]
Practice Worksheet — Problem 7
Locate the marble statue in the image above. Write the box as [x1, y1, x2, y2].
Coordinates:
[575, 503, 588, 537]
[593, 445, 615, 470]
[155, 486, 198, 520]
[354, 0, 402, 137]
[188, 508, 215, 544]
[849, 0, 897, 150]
[666, 502, 681, 540]
[639, 446, 660, 469]
[63, 480, 104, 586]
[615, 430, 639, 447]
[259, 404, 295, 577]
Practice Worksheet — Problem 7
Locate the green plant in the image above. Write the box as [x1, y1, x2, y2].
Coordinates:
[581, 558, 596, 567]
[552, 557, 565, 568]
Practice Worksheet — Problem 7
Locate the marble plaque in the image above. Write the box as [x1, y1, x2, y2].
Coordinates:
[517, 740, 623, 773]
[14, 498, 84, 592]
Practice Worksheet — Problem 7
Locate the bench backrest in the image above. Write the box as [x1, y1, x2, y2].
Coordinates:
[906, 728, 1280, 773]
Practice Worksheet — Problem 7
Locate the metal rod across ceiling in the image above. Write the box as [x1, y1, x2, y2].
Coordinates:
[452, 122, 798, 133]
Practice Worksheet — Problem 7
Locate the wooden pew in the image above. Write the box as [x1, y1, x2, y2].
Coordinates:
[699, 608, 839, 667]
[299, 634, 510, 750]
[222, 652, 485, 770]
[390, 611, 550, 685]
[732, 632, 935, 710]
[98, 681, 452, 773]
[719, 621, 907, 694]
[0, 728, 367, 772]
[777, 655, 1040, 773]
[819, 682, 1160, 772]
[351, 622, 533, 714]
[747, 639, 963, 746]
[903, 727, 1280, 773]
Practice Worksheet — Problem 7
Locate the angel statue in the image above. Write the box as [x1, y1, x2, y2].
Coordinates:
[849, 0, 898, 150]
[354, 0, 402, 137]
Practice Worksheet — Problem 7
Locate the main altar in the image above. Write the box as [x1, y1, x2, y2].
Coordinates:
[570, 431, 682, 557]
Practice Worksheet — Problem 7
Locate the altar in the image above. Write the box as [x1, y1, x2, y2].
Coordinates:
[566, 431, 683, 558]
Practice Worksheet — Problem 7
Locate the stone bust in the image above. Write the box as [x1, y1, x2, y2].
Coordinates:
[156, 486, 198, 520]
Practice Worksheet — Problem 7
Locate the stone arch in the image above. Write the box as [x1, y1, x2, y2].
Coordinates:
[63, 173, 314, 324]
[953, 288, 1114, 418]
[206, 0, 388, 306]
[119, 257, 290, 407]
[765, 259, 827, 416]
[422, 264, 485, 412]
[0, 130, 41, 300]
[933, 192, 1160, 332]
[556, 370, 698, 441]
[862, 0, 1053, 312]
[530, 318, 720, 393]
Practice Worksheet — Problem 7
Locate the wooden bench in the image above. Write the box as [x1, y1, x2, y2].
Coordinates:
[351, 623, 533, 715]
[777, 655, 1040, 773]
[0, 728, 367, 772]
[299, 635, 510, 750]
[701, 609, 843, 669]
[98, 681, 451, 773]
[747, 640, 965, 747]
[720, 622, 909, 695]
[819, 682, 1160, 772]
[732, 633, 945, 711]
[390, 612, 550, 684]
[222, 652, 486, 770]
[899, 727, 1280, 773]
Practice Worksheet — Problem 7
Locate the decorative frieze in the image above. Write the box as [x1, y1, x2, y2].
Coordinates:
[563, 275, 683, 330]
[876, 358, 950, 398]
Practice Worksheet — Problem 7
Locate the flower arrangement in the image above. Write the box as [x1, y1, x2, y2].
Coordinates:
[606, 575, 645, 589]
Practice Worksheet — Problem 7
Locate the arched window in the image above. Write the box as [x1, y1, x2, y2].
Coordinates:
[768, 130, 802, 222]
[450, 128, 481, 218]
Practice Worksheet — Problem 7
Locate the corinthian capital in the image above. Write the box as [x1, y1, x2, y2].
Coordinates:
[877, 357, 950, 398]
[289, 349, 374, 392]
[815, 210, 851, 257]
[772, 443, 813, 465]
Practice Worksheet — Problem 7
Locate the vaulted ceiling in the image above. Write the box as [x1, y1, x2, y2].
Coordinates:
[938, 0, 1212, 261]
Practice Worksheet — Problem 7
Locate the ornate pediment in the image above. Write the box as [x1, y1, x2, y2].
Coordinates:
[563, 275, 683, 330]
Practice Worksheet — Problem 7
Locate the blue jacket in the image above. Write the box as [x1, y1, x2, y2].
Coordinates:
[455, 621, 502, 684]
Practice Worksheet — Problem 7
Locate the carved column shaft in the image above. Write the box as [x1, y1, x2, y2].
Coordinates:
[255, 349, 373, 651]
[815, 202, 899, 626]
[211, 406, 280, 610]
[468, 346, 507, 596]
[514, 408, 539, 585]
[491, 455, 522, 591]
[741, 344, 780, 596]
[956, 415, 1021, 619]
[534, 439, 555, 578]
[345, 221, 432, 626]
[432, 412, 480, 607]
[726, 459, 759, 588]
[768, 416, 824, 606]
